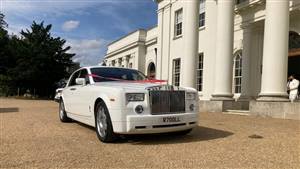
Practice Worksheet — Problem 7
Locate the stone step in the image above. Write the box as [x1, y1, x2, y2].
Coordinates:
[224, 110, 251, 116]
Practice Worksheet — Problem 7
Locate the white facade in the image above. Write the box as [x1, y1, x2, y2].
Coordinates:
[105, 0, 300, 101]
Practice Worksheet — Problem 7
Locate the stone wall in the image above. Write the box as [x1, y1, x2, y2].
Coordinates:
[250, 101, 300, 120]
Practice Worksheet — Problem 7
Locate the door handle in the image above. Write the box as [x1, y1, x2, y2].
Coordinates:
[70, 88, 77, 91]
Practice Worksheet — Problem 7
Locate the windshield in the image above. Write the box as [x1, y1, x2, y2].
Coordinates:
[90, 67, 147, 82]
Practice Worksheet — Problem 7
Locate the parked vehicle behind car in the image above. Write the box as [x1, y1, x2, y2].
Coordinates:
[54, 79, 67, 102]
[59, 66, 199, 142]
[54, 88, 64, 102]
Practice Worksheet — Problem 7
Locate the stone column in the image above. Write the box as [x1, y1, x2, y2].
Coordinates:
[156, 8, 164, 80]
[118, 58, 122, 67]
[111, 60, 115, 67]
[258, 0, 289, 101]
[132, 53, 137, 69]
[211, 0, 235, 101]
[161, 4, 171, 82]
[239, 25, 252, 100]
[181, 0, 199, 88]
[125, 56, 130, 68]
[121, 56, 126, 67]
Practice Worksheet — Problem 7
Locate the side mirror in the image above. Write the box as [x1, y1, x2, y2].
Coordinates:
[75, 78, 86, 85]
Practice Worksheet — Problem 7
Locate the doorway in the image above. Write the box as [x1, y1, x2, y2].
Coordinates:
[288, 49, 300, 79]
[288, 31, 300, 79]
[147, 62, 156, 79]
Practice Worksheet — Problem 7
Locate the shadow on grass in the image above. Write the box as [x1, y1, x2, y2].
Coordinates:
[74, 121, 234, 145]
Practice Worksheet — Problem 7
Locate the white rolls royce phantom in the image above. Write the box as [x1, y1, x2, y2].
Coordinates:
[59, 66, 199, 142]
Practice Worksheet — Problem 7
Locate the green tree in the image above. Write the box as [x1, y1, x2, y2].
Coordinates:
[9, 21, 75, 97]
[0, 12, 8, 29]
[0, 12, 9, 72]
[0, 12, 11, 96]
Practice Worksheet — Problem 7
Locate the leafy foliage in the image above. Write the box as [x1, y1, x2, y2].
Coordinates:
[0, 13, 8, 29]
[0, 13, 77, 98]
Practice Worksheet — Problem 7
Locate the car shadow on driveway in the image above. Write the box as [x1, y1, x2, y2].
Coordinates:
[0, 107, 19, 113]
[74, 122, 233, 145]
[124, 126, 234, 145]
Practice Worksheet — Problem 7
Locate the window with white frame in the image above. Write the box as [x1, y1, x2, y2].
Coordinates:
[196, 53, 204, 91]
[172, 59, 181, 86]
[234, 51, 242, 93]
[199, 0, 206, 27]
[175, 9, 183, 37]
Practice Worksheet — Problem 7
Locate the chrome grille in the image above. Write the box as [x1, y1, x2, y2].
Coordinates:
[146, 85, 178, 91]
[149, 91, 185, 115]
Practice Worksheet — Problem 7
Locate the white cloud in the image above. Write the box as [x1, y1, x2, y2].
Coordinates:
[6, 24, 25, 36]
[67, 39, 104, 51]
[0, 0, 153, 65]
[65, 38, 109, 66]
[62, 20, 80, 32]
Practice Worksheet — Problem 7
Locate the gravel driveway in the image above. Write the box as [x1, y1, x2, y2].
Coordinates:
[0, 98, 299, 169]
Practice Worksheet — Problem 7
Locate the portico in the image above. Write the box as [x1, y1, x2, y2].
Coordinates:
[104, 0, 300, 120]
[210, 0, 291, 102]
[211, 0, 235, 101]
[258, 0, 290, 101]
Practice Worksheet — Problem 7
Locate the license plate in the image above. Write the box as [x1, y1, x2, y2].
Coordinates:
[162, 116, 181, 123]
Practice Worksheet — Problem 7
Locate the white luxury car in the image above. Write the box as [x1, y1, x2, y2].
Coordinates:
[59, 66, 199, 142]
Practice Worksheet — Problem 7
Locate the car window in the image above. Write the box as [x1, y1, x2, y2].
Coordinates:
[68, 71, 80, 87]
[79, 69, 90, 84]
[90, 67, 147, 82]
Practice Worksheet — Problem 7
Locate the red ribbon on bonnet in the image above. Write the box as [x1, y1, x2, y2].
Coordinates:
[87, 74, 167, 84]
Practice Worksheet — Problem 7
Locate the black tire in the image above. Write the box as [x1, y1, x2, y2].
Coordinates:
[95, 101, 117, 143]
[59, 99, 72, 122]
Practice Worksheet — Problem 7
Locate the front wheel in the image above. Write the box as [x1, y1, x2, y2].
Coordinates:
[59, 99, 72, 122]
[95, 102, 117, 143]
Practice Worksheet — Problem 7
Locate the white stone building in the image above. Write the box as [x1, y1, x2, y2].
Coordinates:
[105, 0, 300, 119]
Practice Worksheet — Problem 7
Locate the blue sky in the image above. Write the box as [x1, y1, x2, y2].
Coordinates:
[0, 0, 157, 66]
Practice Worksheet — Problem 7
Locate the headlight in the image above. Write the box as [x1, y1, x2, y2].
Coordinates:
[126, 93, 145, 102]
[186, 92, 196, 100]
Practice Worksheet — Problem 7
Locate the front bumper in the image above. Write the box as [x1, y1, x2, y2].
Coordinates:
[113, 113, 198, 134]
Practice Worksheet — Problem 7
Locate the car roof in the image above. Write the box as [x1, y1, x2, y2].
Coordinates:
[80, 66, 137, 71]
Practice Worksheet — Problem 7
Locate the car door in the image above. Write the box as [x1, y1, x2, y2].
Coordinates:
[72, 69, 92, 117]
[63, 70, 80, 114]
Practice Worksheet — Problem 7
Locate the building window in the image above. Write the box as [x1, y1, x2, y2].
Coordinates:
[172, 59, 181, 86]
[196, 53, 204, 91]
[234, 51, 242, 93]
[129, 63, 133, 68]
[199, 0, 206, 27]
[111, 60, 115, 67]
[175, 9, 183, 37]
